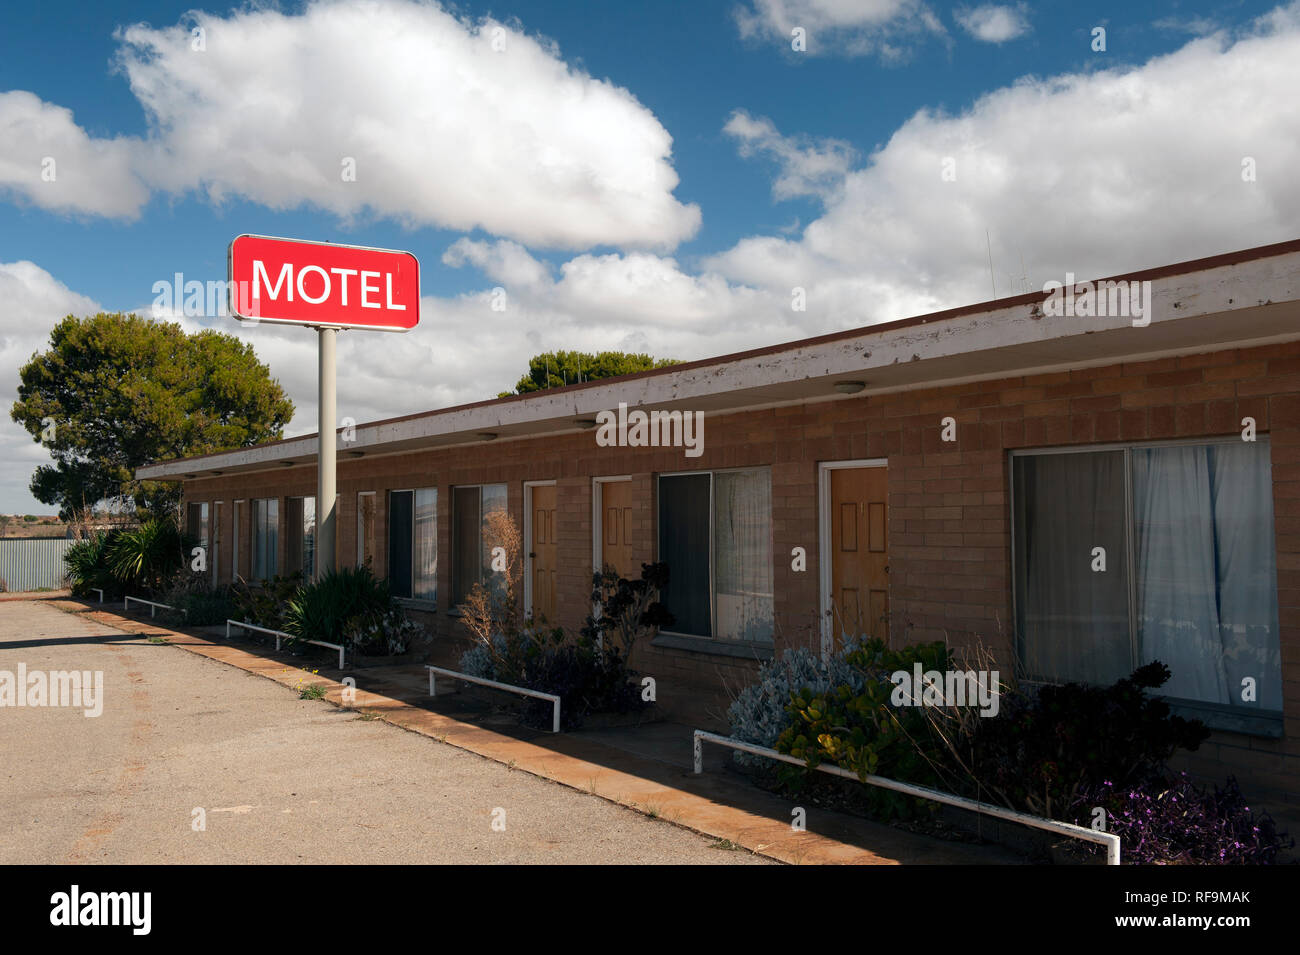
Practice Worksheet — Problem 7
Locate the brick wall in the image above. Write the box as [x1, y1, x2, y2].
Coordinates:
[181, 341, 1300, 804]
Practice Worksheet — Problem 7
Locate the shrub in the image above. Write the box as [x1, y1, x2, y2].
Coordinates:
[350, 607, 425, 655]
[105, 518, 194, 595]
[63, 529, 124, 598]
[726, 641, 869, 767]
[580, 562, 674, 656]
[230, 572, 304, 631]
[775, 639, 956, 819]
[959, 662, 1210, 819]
[157, 577, 236, 627]
[458, 627, 645, 730]
[283, 565, 391, 648]
[1070, 773, 1294, 865]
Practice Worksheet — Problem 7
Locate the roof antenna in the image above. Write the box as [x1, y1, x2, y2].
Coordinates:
[986, 230, 997, 299]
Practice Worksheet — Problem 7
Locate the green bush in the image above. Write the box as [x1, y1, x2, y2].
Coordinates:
[158, 578, 236, 627]
[282, 565, 391, 648]
[775, 639, 953, 819]
[230, 572, 303, 631]
[63, 529, 124, 598]
[105, 518, 195, 595]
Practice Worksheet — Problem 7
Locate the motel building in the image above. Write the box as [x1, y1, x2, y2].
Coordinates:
[138, 239, 1300, 806]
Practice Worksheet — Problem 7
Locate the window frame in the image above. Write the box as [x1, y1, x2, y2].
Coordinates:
[387, 487, 438, 607]
[451, 482, 507, 609]
[1008, 435, 1283, 735]
[655, 465, 774, 650]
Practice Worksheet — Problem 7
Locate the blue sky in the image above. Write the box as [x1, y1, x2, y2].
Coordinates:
[0, 0, 1296, 511]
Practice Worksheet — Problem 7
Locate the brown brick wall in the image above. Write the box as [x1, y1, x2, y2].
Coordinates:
[181, 342, 1300, 803]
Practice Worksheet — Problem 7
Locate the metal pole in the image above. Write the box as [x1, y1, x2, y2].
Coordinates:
[317, 326, 337, 581]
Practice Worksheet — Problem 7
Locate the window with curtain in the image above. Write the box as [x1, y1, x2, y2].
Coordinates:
[285, 496, 316, 579]
[1013, 440, 1281, 715]
[389, 488, 437, 603]
[658, 468, 774, 644]
[186, 502, 209, 556]
[252, 498, 278, 581]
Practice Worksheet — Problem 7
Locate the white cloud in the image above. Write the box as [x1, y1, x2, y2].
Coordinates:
[0, 92, 149, 218]
[734, 0, 945, 58]
[0, 0, 699, 250]
[955, 4, 1030, 44]
[0, 262, 103, 513]
[709, 3, 1300, 326]
[723, 110, 856, 202]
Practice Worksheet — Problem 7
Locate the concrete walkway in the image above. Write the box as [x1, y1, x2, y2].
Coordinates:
[35, 596, 1024, 864]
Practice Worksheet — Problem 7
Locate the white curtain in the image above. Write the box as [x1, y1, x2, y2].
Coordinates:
[713, 469, 774, 643]
[1132, 444, 1281, 709]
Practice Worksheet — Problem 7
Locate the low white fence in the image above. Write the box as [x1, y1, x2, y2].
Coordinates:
[426, 665, 561, 733]
[225, 619, 345, 670]
[691, 730, 1121, 865]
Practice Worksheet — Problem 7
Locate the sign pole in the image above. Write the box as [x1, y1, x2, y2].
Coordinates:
[317, 326, 337, 581]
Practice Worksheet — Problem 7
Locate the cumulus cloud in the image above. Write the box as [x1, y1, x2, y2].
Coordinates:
[709, 3, 1300, 326]
[723, 110, 856, 202]
[0, 92, 149, 218]
[0, 262, 103, 512]
[954, 4, 1030, 43]
[734, 0, 945, 58]
[0, 0, 699, 250]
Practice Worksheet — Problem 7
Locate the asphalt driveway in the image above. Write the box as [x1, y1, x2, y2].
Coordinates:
[0, 598, 770, 864]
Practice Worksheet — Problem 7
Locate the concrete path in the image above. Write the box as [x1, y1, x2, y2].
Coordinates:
[0, 598, 771, 864]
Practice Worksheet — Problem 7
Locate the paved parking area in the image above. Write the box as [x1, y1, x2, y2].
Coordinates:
[0, 599, 770, 864]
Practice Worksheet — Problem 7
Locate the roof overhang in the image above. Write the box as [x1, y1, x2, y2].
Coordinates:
[137, 240, 1300, 482]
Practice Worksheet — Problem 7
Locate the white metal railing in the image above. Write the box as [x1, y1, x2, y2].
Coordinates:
[91, 588, 104, 603]
[225, 619, 345, 670]
[691, 730, 1121, 865]
[426, 665, 561, 733]
[124, 595, 182, 618]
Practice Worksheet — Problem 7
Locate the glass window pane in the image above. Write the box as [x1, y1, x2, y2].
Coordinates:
[388, 490, 413, 599]
[480, 484, 507, 603]
[452, 486, 480, 606]
[1013, 451, 1131, 685]
[713, 469, 774, 643]
[658, 474, 712, 638]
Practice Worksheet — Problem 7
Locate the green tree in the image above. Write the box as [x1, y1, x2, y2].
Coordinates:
[500, 350, 680, 397]
[11, 312, 294, 518]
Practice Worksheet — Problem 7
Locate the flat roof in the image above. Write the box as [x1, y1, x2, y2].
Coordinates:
[138, 237, 1300, 481]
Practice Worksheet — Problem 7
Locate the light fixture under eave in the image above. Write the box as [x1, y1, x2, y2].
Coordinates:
[477, 432, 499, 441]
[574, 419, 598, 430]
[211, 470, 223, 476]
[834, 380, 867, 395]
[182, 473, 197, 479]
[348, 450, 365, 458]
[281, 461, 295, 468]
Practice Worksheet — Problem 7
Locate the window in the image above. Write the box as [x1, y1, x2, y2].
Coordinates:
[285, 496, 315, 578]
[186, 502, 209, 556]
[452, 484, 506, 606]
[357, 492, 377, 568]
[388, 488, 437, 602]
[252, 498, 278, 581]
[1012, 440, 1282, 718]
[232, 501, 242, 580]
[658, 468, 774, 644]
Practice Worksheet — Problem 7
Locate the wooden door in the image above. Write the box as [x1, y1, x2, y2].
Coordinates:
[600, 481, 635, 580]
[531, 485, 557, 623]
[830, 467, 889, 647]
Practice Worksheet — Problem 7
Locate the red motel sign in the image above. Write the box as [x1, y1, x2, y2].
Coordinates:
[228, 234, 420, 331]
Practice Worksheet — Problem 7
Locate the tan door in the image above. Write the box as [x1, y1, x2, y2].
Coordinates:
[830, 467, 889, 647]
[531, 485, 557, 623]
[600, 481, 635, 579]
